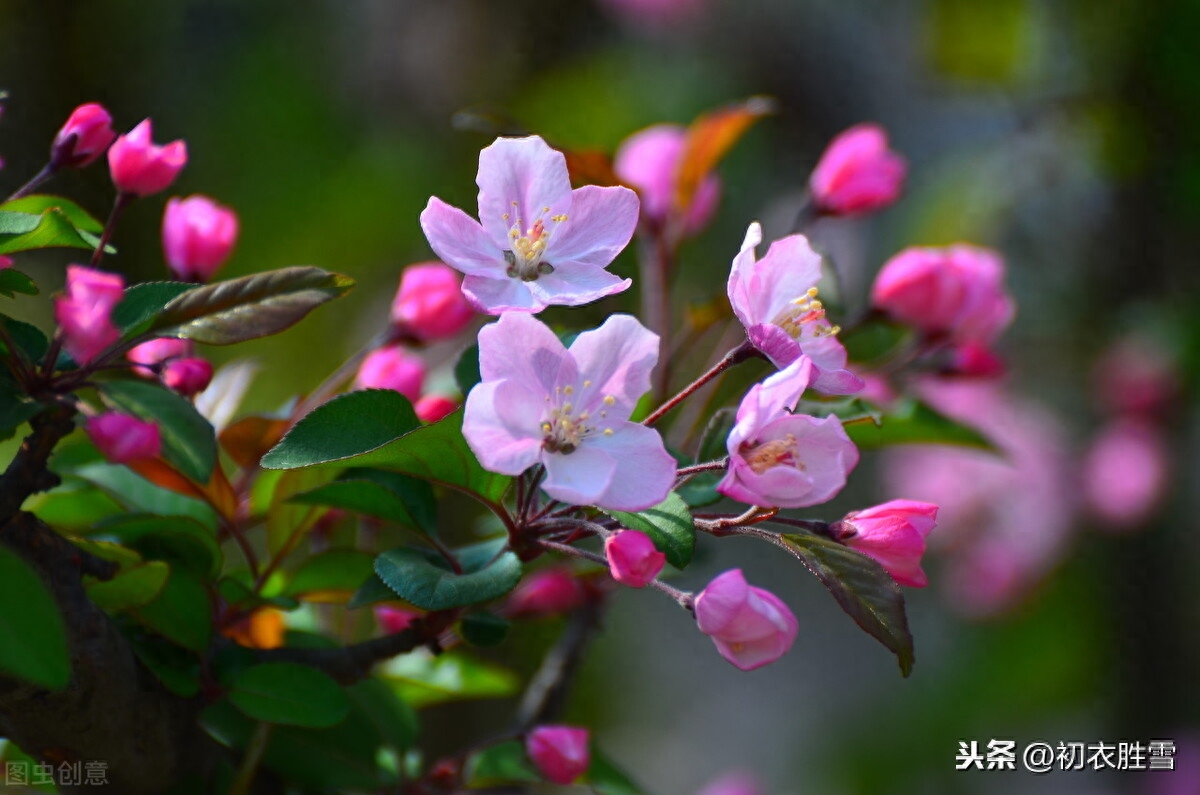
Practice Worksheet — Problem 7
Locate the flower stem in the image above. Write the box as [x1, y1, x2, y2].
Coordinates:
[643, 340, 756, 427]
[638, 229, 675, 402]
[675, 459, 727, 481]
[90, 191, 132, 269]
[536, 537, 694, 610]
[5, 163, 57, 203]
[228, 721, 273, 795]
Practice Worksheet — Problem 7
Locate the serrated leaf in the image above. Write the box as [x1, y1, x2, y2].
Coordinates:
[112, 281, 198, 336]
[778, 533, 914, 676]
[289, 468, 437, 535]
[261, 389, 420, 469]
[85, 560, 170, 611]
[347, 572, 402, 609]
[0, 546, 70, 690]
[381, 649, 518, 708]
[229, 662, 350, 728]
[374, 539, 522, 610]
[149, 266, 354, 344]
[605, 492, 695, 569]
[134, 568, 213, 651]
[845, 398, 996, 452]
[99, 379, 217, 483]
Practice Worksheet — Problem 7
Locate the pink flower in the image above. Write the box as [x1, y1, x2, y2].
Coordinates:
[414, 394, 458, 424]
[355, 346, 424, 402]
[127, 338, 192, 375]
[51, 103, 116, 169]
[374, 606, 420, 634]
[420, 136, 638, 314]
[507, 568, 587, 617]
[613, 124, 720, 236]
[727, 223, 863, 394]
[390, 262, 475, 341]
[1093, 334, 1179, 416]
[54, 265, 124, 365]
[162, 195, 238, 282]
[945, 341, 1006, 378]
[162, 357, 213, 398]
[871, 245, 1015, 346]
[696, 772, 765, 795]
[0, 256, 13, 270]
[86, 412, 161, 463]
[604, 530, 666, 588]
[1083, 418, 1169, 529]
[809, 124, 906, 216]
[836, 500, 938, 587]
[107, 119, 187, 196]
[694, 569, 798, 671]
[525, 725, 590, 785]
[717, 357, 859, 508]
[463, 313, 675, 512]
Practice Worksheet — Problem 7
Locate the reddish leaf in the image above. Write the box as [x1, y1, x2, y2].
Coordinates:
[674, 96, 776, 211]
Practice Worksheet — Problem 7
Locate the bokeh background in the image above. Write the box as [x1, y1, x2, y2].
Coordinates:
[2, 1, 1199, 793]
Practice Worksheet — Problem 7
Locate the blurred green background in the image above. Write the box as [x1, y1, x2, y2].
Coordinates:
[2, 1, 1198, 793]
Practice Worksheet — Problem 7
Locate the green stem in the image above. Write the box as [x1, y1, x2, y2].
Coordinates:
[228, 721, 273, 795]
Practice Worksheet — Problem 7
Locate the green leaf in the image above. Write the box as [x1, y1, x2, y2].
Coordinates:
[261, 389, 420, 469]
[467, 741, 539, 786]
[289, 468, 437, 534]
[0, 315, 49, 363]
[93, 513, 223, 580]
[148, 266, 354, 345]
[1, 194, 104, 232]
[605, 492, 695, 569]
[228, 662, 350, 728]
[99, 379, 217, 483]
[85, 560, 170, 611]
[840, 315, 914, 366]
[346, 677, 418, 752]
[374, 539, 522, 610]
[586, 749, 646, 795]
[454, 344, 481, 395]
[381, 649, 519, 708]
[347, 572, 401, 609]
[0, 546, 70, 690]
[0, 381, 44, 442]
[25, 476, 125, 530]
[134, 568, 213, 651]
[282, 549, 375, 598]
[68, 462, 218, 528]
[460, 611, 510, 647]
[0, 205, 104, 254]
[845, 398, 996, 452]
[112, 281, 197, 336]
[778, 533, 915, 676]
[0, 269, 39, 297]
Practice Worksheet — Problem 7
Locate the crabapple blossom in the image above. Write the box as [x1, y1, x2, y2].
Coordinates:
[390, 261, 475, 341]
[835, 500, 939, 587]
[420, 135, 638, 314]
[614, 124, 720, 236]
[162, 195, 238, 282]
[463, 312, 675, 512]
[355, 345, 424, 402]
[1083, 418, 1169, 529]
[414, 394, 458, 424]
[127, 338, 192, 374]
[809, 123, 906, 216]
[107, 119, 187, 196]
[51, 103, 116, 169]
[162, 357, 213, 398]
[86, 412, 161, 464]
[727, 222, 863, 394]
[604, 530, 666, 588]
[54, 264, 124, 365]
[717, 357, 859, 508]
[507, 568, 586, 617]
[525, 725, 590, 785]
[694, 569, 798, 671]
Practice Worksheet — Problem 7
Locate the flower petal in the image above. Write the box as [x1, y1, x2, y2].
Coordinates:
[585, 421, 676, 511]
[525, 262, 632, 309]
[744, 234, 824, 324]
[566, 314, 658, 418]
[545, 185, 640, 269]
[461, 273, 542, 314]
[462, 380, 545, 475]
[726, 222, 763, 330]
[477, 313, 575, 394]
[694, 569, 751, 636]
[541, 444, 617, 507]
[477, 136, 573, 248]
[419, 197, 503, 277]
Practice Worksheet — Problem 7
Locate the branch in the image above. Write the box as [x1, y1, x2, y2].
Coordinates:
[513, 600, 602, 732]
[0, 404, 77, 525]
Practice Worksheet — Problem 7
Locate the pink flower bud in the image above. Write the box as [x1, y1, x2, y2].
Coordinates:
[355, 345, 425, 402]
[946, 341, 1006, 378]
[107, 119, 187, 196]
[525, 725, 589, 785]
[54, 265, 124, 365]
[51, 103, 116, 169]
[415, 394, 458, 424]
[86, 412, 161, 463]
[374, 605, 420, 634]
[162, 195, 239, 282]
[871, 245, 1015, 346]
[694, 569, 797, 671]
[613, 124, 721, 235]
[810, 124, 906, 215]
[390, 262, 474, 341]
[1083, 418, 1169, 529]
[507, 568, 586, 617]
[162, 357, 213, 398]
[603, 530, 665, 588]
[1093, 335, 1179, 416]
[127, 338, 192, 374]
[0, 256, 13, 270]
[837, 499, 938, 588]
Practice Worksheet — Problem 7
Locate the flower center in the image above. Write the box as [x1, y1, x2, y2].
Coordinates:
[769, 287, 842, 340]
[540, 384, 615, 455]
[741, 434, 802, 475]
[502, 205, 568, 281]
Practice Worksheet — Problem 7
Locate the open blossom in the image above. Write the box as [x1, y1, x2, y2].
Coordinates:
[526, 725, 590, 785]
[728, 222, 863, 394]
[55, 265, 124, 365]
[717, 357, 859, 508]
[355, 345, 424, 402]
[86, 412, 161, 463]
[835, 500, 938, 587]
[390, 261, 475, 341]
[614, 124, 720, 236]
[108, 119, 187, 196]
[162, 195, 239, 282]
[809, 124, 906, 216]
[51, 103, 116, 169]
[695, 569, 798, 671]
[871, 245, 1015, 346]
[604, 530, 666, 588]
[420, 135, 638, 314]
[463, 312, 675, 512]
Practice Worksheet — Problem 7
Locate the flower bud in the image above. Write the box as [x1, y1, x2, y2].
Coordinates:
[809, 124, 906, 216]
[525, 725, 589, 785]
[1083, 419, 1169, 529]
[162, 357, 213, 398]
[836, 500, 938, 587]
[54, 265, 124, 365]
[614, 124, 720, 235]
[374, 605, 420, 634]
[415, 394, 458, 424]
[108, 119, 187, 196]
[390, 262, 474, 341]
[603, 530, 665, 588]
[355, 345, 424, 402]
[127, 338, 192, 376]
[0, 256, 13, 270]
[86, 412, 161, 463]
[694, 569, 797, 671]
[507, 568, 585, 617]
[162, 195, 239, 282]
[945, 341, 1006, 378]
[51, 103, 116, 169]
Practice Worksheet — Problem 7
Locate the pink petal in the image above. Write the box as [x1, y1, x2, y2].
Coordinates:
[419, 197, 503, 277]
[694, 569, 751, 636]
[585, 421, 676, 511]
[566, 314, 659, 418]
[525, 261, 632, 308]
[540, 443, 617, 507]
[477, 313, 574, 395]
[747, 323, 802, 370]
[726, 223, 764, 330]
[743, 234, 824, 325]
[462, 380, 546, 475]
[477, 136, 573, 248]
[461, 273, 541, 313]
[545, 185, 640, 269]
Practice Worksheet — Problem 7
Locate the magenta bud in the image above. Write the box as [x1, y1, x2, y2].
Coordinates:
[374, 605, 420, 634]
[390, 262, 475, 341]
[355, 345, 425, 402]
[507, 568, 586, 617]
[108, 119, 187, 196]
[127, 338, 192, 375]
[838, 499, 938, 588]
[86, 412, 161, 464]
[162, 357, 213, 398]
[415, 394, 458, 424]
[51, 103, 116, 169]
[162, 195, 238, 282]
[809, 123, 906, 216]
[694, 569, 798, 671]
[603, 530, 665, 588]
[525, 725, 590, 785]
[54, 264, 124, 365]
